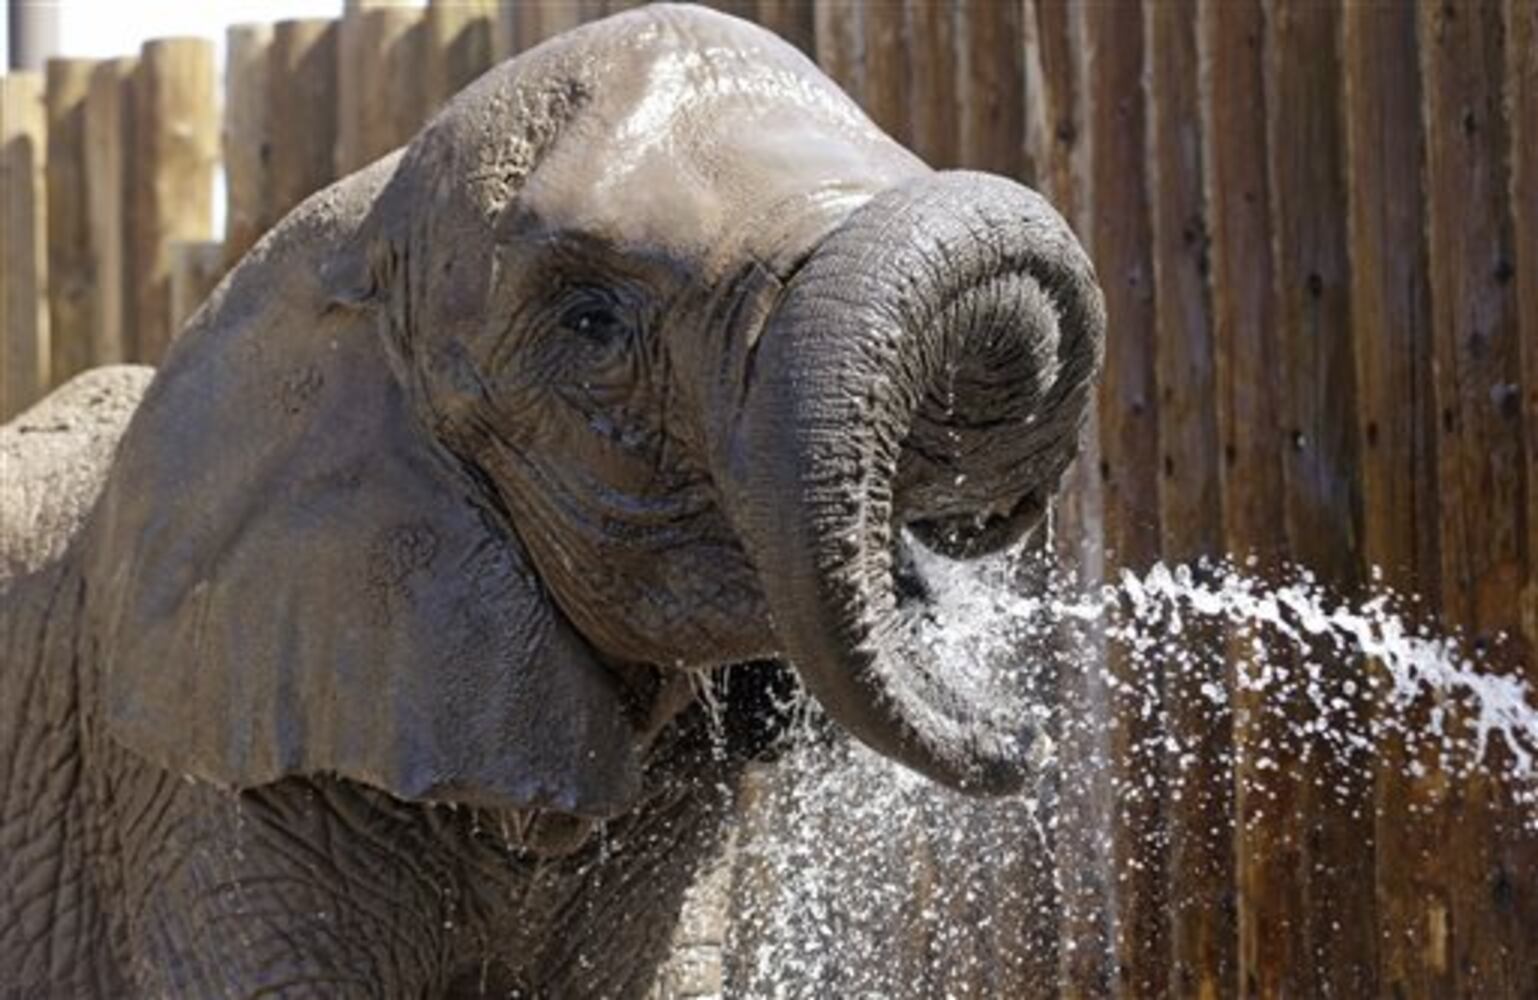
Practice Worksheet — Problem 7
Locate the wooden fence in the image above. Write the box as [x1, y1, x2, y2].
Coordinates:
[2, 1, 1534, 997]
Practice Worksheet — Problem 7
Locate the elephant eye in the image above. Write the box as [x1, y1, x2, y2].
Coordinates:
[560, 298, 632, 353]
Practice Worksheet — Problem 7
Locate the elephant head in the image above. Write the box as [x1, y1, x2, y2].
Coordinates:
[87, 6, 1103, 831]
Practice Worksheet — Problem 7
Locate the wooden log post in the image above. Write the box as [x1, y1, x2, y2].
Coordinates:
[336, 2, 427, 176]
[1264, 2, 1376, 994]
[1504, 0, 1538, 679]
[425, 0, 502, 115]
[132, 38, 217, 364]
[268, 19, 339, 223]
[1144, 3, 1233, 997]
[860, 0, 909, 146]
[1340, 6, 1446, 997]
[1022, 3, 1117, 995]
[1421, 3, 1536, 995]
[44, 58, 95, 387]
[755, 0, 815, 58]
[508, 1, 584, 55]
[1197, 2, 1298, 996]
[957, 0, 1026, 181]
[224, 24, 274, 266]
[168, 240, 225, 338]
[1075, 4, 1169, 995]
[906, 0, 959, 170]
[1, 72, 49, 420]
[812, 1, 863, 109]
[85, 58, 136, 367]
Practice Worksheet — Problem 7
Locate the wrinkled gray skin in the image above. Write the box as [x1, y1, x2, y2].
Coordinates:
[0, 7, 1102, 997]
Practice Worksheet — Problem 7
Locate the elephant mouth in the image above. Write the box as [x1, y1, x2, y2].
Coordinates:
[722, 171, 1104, 796]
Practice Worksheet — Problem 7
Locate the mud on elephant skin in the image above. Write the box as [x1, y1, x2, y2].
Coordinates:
[0, 5, 1103, 996]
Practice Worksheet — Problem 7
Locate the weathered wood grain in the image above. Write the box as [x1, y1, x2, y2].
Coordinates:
[958, 0, 1025, 180]
[425, 0, 502, 114]
[1145, 3, 1232, 997]
[84, 58, 135, 367]
[1077, 3, 1169, 996]
[43, 58, 95, 386]
[224, 25, 274, 266]
[1263, 2, 1377, 993]
[168, 240, 225, 339]
[1197, 2, 1301, 996]
[755, 0, 815, 57]
[1421, 3, 1536, 995]
[269, 19, 339, 223]
[1340, 6, 1448, 997]
[132, 38, 217, 364]
[336, 3, 426, 176]
[1, 72, 49, 419]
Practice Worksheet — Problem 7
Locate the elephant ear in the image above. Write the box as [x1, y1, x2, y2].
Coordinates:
[88, 158, 644, 818]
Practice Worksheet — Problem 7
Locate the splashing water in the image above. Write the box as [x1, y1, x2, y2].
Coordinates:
[719, 536, 1538, 998]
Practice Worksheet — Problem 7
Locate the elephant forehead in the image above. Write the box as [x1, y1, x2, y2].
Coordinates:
[515, 10, 924, 275]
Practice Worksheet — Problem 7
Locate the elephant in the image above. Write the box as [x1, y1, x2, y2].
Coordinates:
[0, 5, 1103, 997]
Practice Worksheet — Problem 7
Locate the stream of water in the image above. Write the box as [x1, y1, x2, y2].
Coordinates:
[721, 536, 1538, 998]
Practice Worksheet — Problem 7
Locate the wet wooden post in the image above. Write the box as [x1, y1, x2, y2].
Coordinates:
[859, 0, 909, 146]
[1196, 2, 1299, 995]
[424, 0, 503, 115]
[1340, 5, 1446, 996]
[168, 240, 225, 337]
[906, 0, 958, 170]
[337, 2, 426, 176]
[508, 1, 584, 55]
[1144, 2, 1234, 996]
[1264, 2, 1376, 993]
[1, 72, 49, 419]
[1421, 3, 1537, 994]
[224, 24, 274, 266]
[44, 58, 95, 387]
[269, 19, 339, 223]
[957, 0, 1025, 181]
[1505, 0, 1538, 668]
[85, 58, 136, 367]
[812, 1, 863, 108]
[132, 38, 217, 364]
[1023, 2, 1116, 994]
[1075, 3, 1169, 996]
[755, 0, 815, 58]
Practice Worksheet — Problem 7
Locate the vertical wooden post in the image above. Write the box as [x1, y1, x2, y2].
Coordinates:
[1145, 3, 1233, 996]
[269, 19, 339, 222]
[1023, 2, 1117, 995]
[906, 0, 959, 169]
[957, 0, 1026, 180]
[860, 0, 910, 146]
[85, 58, 135, 367]
[1341, 6, 1446, 997]
[1264, 2, 1375, 993]
[1076, 4, 1168, 996]
[813, 1, 863, 107]
[168, 240, 225, 337]
[1421, 3, 1536, 995]
[1, 72, 49, 419]
[425, 0, 501, 115]
[44, 58, 95, 386]
[1505, 0, 1538, 671]
[510, 2, 584, 55]
[132, 38, 217, 364]
[337, 3, 426, 176]
[755, 0, 815, 57]
[1197, 2, 1298, 996]
[224, 24, 274, 266]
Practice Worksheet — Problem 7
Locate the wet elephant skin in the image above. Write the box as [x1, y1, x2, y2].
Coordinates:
[0, 6, 1102, 996]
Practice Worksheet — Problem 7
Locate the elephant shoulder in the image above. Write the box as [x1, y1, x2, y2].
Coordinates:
[0, 365, 152, 587]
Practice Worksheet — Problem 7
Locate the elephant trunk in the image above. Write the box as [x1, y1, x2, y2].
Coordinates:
[725, 172, 1104, 794]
